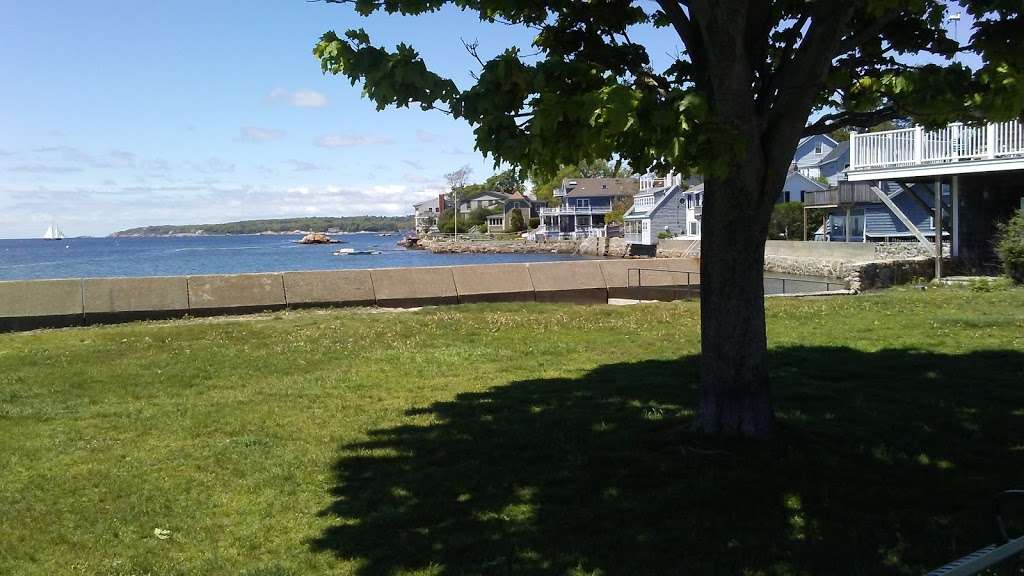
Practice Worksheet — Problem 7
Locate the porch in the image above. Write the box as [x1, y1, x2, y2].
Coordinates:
[848, 120, 1024, 181]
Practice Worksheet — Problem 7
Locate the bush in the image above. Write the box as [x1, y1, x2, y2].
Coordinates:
[528, 217, 540, 229]
[507, 209, 526, 232]
[996, 209, 1024, 283]
[769, 202, 805, 239]
[657, 230, 673, 239]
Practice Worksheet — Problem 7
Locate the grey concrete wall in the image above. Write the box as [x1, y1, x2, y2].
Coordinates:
[1, 259, 717, 332]
[283, 270, 375, 307]
[600, 258, 700, 300]
[764, 240, 874, 260]
[0, 279, 83, 330]
[452, 263, 535, 304]
[84, 276, 189, 323]
[370, 266, 458, 307]
[187, 273, 287, 314]
[527, 261, 608, 304]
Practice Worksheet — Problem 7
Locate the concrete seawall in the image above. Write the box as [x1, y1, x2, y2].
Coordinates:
[0, 259, 701, 332]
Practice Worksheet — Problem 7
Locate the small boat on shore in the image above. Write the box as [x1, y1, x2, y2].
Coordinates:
[333, 248, 382, 256]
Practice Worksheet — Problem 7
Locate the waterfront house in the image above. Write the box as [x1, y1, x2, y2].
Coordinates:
[807, 120, 1024, 272]
[538, 177, 639, 238]
[779, 170, 828, 203]
[794, 134, 849, 185]
[455, 190, 510, 213]
[806, 181, 945, 243]
[485, 192, 537, 233]
[413, 195, 446, 233]
[623, 175, 695, 246]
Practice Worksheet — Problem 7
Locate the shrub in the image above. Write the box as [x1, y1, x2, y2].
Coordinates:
[995, 209, 1024, 283]
[528, 217, 540, 229]
[507, 209, 526, 232]
[657, 230, 673, 239]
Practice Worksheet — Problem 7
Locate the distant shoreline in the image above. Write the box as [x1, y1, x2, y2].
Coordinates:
[110, 216, 414, 237]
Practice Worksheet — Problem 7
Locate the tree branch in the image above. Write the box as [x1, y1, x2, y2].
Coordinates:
[802, 107, 903, 135]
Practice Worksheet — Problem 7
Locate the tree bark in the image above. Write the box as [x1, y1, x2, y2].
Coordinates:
[695, 166, 776, 438]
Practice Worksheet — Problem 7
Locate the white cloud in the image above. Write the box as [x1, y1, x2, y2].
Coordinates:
[316, 134, 394, 148]
[238, 126, 286, 142]
[267, 88, 329, 108]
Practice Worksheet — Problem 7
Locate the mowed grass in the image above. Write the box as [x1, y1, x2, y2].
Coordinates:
[1, 287, 1024, 576]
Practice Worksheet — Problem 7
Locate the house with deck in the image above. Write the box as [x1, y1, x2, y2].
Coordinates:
[623, 175, 698, 246]
[413, 195, 446, 233]
[538, 177, 639, 239]
[807, 120, 1024, 273]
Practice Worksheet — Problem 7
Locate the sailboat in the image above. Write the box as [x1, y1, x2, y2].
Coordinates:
[43, 222, 65, 241]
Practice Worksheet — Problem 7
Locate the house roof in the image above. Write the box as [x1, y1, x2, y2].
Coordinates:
[817, 140, 850, 166]
[560, 177, 639, 198]
[458, 189, 508, 203]
[784, 171, 828, 191]
[413, 198, 439, 209]
[797, 133, 839, 149]
[624, 184, 686, 220]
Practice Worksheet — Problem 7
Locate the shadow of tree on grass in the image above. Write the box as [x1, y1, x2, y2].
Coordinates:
[310, 347, 1024, 575]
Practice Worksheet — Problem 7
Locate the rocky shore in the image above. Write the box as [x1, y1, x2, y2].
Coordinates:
[421, 238, 580, 254]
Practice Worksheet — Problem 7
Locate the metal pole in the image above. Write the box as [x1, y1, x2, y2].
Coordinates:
[935, 177, 942, 279]
[952, 175, 960, 257]
[454, 189, 458, 241]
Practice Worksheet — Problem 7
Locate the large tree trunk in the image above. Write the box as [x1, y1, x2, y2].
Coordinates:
[694, 165, 776, 438]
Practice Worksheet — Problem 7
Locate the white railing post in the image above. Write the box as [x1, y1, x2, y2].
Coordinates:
[914, 126, 924, 164]
[849, 131, 858, 170]
[987, 123, 997, 158]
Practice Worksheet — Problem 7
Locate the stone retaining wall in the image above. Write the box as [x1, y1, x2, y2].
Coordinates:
[0, 259, 700, 332]
[421, 238, 579, 254]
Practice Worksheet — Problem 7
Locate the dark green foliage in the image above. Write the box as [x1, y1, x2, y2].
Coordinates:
[507, 208, 526, 232]
[996, 209, 1024, 283]
[769, 202, 805, 240]
[314, 3, 1024, 180]
[657, 230, 673, 239]
[528, 217, 540, 229]
[606, 197, 634, 224]
[114, 216, 412, 236]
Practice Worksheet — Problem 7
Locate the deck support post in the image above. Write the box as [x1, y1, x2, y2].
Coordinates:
[952, 175, 960, 257]
[802, 207, 808, 241]
[934, 177, 943, 279]
[844, 207, 851, 242]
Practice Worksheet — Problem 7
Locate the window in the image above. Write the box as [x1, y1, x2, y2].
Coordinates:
[690, 222, 697, 235]
[814, 142, 823, 154]
[687, 195, 694, 209]
[576, 199, 590, 208]
[784, 191, 791, 203]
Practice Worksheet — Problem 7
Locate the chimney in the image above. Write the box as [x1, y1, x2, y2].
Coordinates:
[438, 194, 446, 212]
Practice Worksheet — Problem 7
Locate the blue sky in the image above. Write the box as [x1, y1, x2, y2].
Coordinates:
[0, 2, 971, 238]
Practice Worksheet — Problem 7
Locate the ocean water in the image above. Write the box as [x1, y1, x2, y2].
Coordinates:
[0, 234, 595, 281]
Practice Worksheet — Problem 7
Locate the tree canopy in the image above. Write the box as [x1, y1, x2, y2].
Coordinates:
[316, 1, 1023, 181]
[315, 0, 1024, 438]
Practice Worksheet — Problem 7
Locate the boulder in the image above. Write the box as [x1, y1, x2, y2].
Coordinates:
[298, 233, 334, 244]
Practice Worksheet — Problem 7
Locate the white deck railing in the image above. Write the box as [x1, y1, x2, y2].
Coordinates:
[539, 206, 611, 216]
[640, 172, 685, 190]
[851, 120, 1024, 171]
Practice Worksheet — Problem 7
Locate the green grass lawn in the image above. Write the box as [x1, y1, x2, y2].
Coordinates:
[2, 286, 1024, 575]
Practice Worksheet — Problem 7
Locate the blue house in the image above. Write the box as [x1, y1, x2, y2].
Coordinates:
[793, 134, 850, 186]
[778, 171, 828, 204]
[538, 177, 638, 238]
[808, 181, 947, 242]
